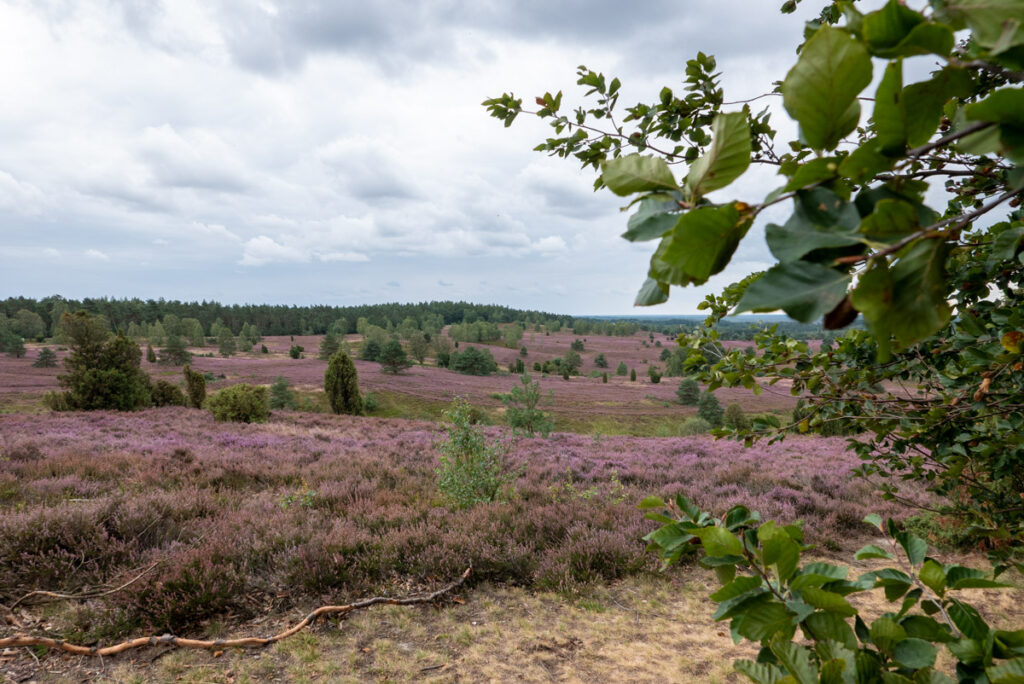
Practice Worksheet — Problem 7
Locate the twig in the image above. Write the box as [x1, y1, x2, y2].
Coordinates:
[9, 561, 162, 611]
[0, 568, 471, 657]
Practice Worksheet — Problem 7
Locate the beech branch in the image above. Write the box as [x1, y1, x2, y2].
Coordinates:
[0, 567, 471, 658]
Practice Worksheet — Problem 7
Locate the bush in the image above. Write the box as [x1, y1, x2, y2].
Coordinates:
[616, 361, 628, 376]
[436, 398, 516, 508]
[42, 390, 71, 412]
[57, 317, 151, 411]
[182, 365, 206, 409]
[378, 339, 412, 374]
[362, 391, 378, 413]
[502, 374, 553, 437]
[146, 344, 156, 363]
[260, 344, 268, 354]
[519, 345, 528, 357]
[648, 366, 661, 384]
[359, 339, 382, 362]
[676, 378, 700, 405]
[629, 368, 636, 382]
[450, 346, 497, 375]
[32, 347, 57, 368]
[594, 353, 608, 368]
[678, 416, 711, 436]
[696, 392, 723, 427]
[269, 375, 295, 410]
[151, 380, 187, 407]
[325, 351, 362, 415]
[318, 333, 339, 360]
[723, 403, 749, 431]
[602, 372, 608, 383]
[288, 345, 304, 359]
[207, 384, 269, 423]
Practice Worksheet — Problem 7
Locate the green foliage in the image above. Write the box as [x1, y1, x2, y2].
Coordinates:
[594, 352, 608, 368]
[32, 347, 57, 368]
[678, 416, 712, 436]
[269, 375, 295, 410]
[697, 391, 723, 427]
[562, 349, 582, 374]
[362, 391, 378, 413]
[407, 331, 430, 364]
[723, 403, 750, 431]
[488, 0, 1024, 570]
[157, 335, 191, 366]
[359, 338, 382, 362]
[602, 372, 608, 383]
[616, 361, 628, 376]
[643, 498, 1022, 683]
[318, 332, 339, 360]
[146, 344, 156, 363]
[520, 345, 528, 357]
[449, 346, 498, 375]
[260, 344, 268, 354]
[378, 338, 412, 374]
[647, 366, 662, 384]
[206, 384, 269, 423]
[436, 398, 517, 508]
[570, 338, 585, 352]
[12, 309, 45, 340]
[676, 378, 701, 405]
[54, 313, 151, 411]
[324, 351, 362, 416]
[182, 365, 206, 409]
[288, 345, 304, 359]
[501, 373, 554, 437]
[216, 328, 236, 357]
[630, 368, 636, 382]
[151, 380, 187, 407]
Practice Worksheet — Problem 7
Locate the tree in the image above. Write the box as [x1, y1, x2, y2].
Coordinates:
[519, 345, 528, 357]
[318, 332, 340, 360]
[359, 338, 382, 362]
[676, 378, 700, 406]
[647, 365, 661, 384]
[487, 2, 1024, 570]
[378, 338, 412, 374]
[217, 328, 236, 357]
[207, 384, 269, 423]
[562, 349, 582, 374]
[503, 323, 523, 348]
[436, 397, 516, 507]
[629, 368, 636, 382]
[449, 346, 497, 375]
[269, 375, 296, 410]
[183, 365, 206, 408]
[32, 347, 57, 368]
[158, 334, 191, 366]
[616, 361, 628, 376]
[723, 402, 750, 431]
[12, 309, 45, 341]
[51, 312, 150, 411]
[325, 351, 362, 415]
[289, 345, 304, 359]
[570, 338, 584, 352]
[696, 392, 723, 428]
[593, 353, 608, 368]
[146, 344, 157, 363]
[501, 373, 554, 437]
[407, 331, 430, 364]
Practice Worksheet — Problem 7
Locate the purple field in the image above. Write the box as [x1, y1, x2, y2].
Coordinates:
[0, 406, 914, 640]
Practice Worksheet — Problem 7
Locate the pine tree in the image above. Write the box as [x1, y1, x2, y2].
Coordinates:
[183, 365, 206, 409]
[33, 347, 57, 368]
[217, 328, 236, 357]
[378, 339, 412, 374]
[269, 375, 295, 410]
[697, 392, 724, 428]
[158, 334, 191, 366]
[630, 368, 636, 381]
[616, 361, 628, 376]
[676, 378, 700, 405]
[146, 344, 157, 363]
[319, 332, 340, 360]
[325, 351, 362, 415]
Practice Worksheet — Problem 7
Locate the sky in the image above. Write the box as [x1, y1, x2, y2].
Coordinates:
[0, 0, 896, 315]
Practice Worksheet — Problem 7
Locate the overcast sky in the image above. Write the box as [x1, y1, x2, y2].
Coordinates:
[0, 0, 892, 314]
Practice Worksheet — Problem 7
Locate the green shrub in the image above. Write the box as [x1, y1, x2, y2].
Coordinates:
[501, 374, 553, 437]
[616, 361, 628, 376]
[207, 384, 269, 423]
[325, 351, 362, 415]
[697, 391, 723, 427]
[182, 365, 206, 409]
[269, 375, 295, 410]
[723, 403, 749, 431]
[678, 416, 711, 436]
[436, 398, 516, 508]
[32, 347, 57, 368]
[629, 368, 636, 382]
[362, 391, 378, 413]
[42, 391, 71, 412]
[151, 380, 187, 407]
[676, 378, 700, 405]
[288, 345, 304, 359]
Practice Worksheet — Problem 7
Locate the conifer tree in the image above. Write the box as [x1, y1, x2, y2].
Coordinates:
[325, 351, 362, 415]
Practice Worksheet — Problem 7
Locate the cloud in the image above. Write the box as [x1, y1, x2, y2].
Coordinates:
[239, 236, 309, 266]
[319, 251, 368, 262]
[85, 248, 110, 261]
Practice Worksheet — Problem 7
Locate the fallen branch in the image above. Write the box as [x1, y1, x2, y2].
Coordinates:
[8, 561, 162, 611]
[0, 567, 471, 658]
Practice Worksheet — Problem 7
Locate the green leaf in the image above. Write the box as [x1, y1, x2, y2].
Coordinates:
[987, 657, 1024, 684]
[888, 239, 952, 350]
[919, 559, 947, 595]
[694, 526, 744, 558]
[770, 639, 819, 684]
[800, 588, 857, 616]
[860, 199, 921, 241]
[766, 190, 864, 263]
[988, 226, 1024, 266]
[903, 67, 973, 147]
[623, 198, 680, 242]
[863, 0, 955, 58]
[895, 531, 928, 566]
[839, 138, 893, 184]
[893, 638, 938, 669]
[711, 575, 765, 602]
[851, 260, 894, 361]
[870, 616, 908, 653]
[994, 629, 1024, 659]
[874, 60, 907, 155]
[637, 495, 668, 510]
[966, 88, 1024, 128]
[948, 637, 986, 665]
[940, 0, 1024, 51]
[949, 599, 990, 640]
[634, 277, 669, 306]
[783, 157, 840, 191]
[736, 600, 796, 641]
[601, 154, 679, 196]
[805, 612, 859, 650]
[863, 513, 884, 531]
[782, 25, 873, 151]
[855, 544, 894, 560]
[902, 615, 955, 643]
[649, 205, 750, 285]
[735, 660, 785, 684]
[685, 111, 752, 199]
[734, 261, 851, 323]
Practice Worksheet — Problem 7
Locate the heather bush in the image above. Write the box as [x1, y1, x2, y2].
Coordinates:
[436, 398, 516, 508]
[676, 378, 700, 405]
[182, 364, 206, 408]
[151, 380, 187, 407]
[207, 384, 269, 423]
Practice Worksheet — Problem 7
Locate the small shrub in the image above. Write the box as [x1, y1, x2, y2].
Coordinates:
[269, 375, 295, 410]
[325, 351, 362, 415]
[436, 398, 516, 508]
[502, 374, 553, 437]
[151, 380, 187, 407]
[362, 391, 378, 413]
[183, 365, 206, 408]
[42, 391, 71, 412]
[723, 403, 750, 430]
[207, 384, 269, 423]
[696, 391, 723, 427]
[594, 353, 608, 368]
[616, 361, 627, 376]
[602, 372, 608, 383]
[146, 344, 157, 363]
[570, 339, 584, 352]
[289, 345, 304, 359]
[629, 368, 636, 382]
[260, 344, 268, 354]
[648, 366, 661, 384]
[520, 346, 528, 357]
[678, 416, 712, 436]
[676, 378, 700, 405]
[33, 347, 57, 368]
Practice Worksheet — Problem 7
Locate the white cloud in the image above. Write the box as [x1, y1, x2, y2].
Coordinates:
[85, 248, 110, 261]
[239, 236, 308, 266]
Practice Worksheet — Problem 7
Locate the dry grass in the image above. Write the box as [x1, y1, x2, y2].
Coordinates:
[8, 557, 1023, 684]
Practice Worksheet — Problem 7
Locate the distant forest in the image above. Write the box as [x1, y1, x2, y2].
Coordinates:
[0, 296, 849, 341]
